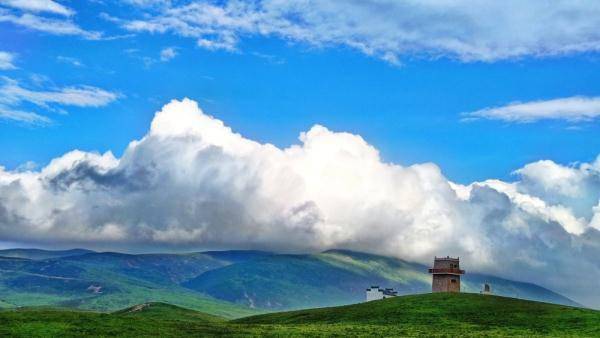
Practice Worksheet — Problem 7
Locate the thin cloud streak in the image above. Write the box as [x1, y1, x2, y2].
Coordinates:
[0, 106, 51, 125]
[0, 77, 119, 125]
[0, 9, 101, 39]
[462, 96, 600, 123]
[1, 0, 74, 16]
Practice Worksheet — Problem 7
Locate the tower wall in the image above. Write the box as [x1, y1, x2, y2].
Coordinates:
[432, 274, 461, 292]
[429, 256, 464, 293]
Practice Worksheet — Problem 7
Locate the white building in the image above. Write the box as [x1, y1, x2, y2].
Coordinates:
[365, 286, 398, 301]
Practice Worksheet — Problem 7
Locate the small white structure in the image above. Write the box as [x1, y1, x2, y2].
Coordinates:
[365, 286, 398, 301]
[481, 283, 492, 295]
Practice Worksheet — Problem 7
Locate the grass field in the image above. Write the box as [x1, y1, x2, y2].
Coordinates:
[0, 293, 598, 337]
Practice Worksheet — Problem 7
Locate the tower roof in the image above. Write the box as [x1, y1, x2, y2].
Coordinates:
[434, 256, 459, 261]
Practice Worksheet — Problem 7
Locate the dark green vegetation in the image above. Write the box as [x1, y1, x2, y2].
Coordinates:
[1, 294, 598, 337]
[238, 293, 600, 336]
[0, 248, 579, 318]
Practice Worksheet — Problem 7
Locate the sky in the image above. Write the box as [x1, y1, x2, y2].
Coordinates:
[1, 1, 600, 308]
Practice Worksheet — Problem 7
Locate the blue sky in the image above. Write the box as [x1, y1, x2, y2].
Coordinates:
[2, 1, 600, 307]
[2, 1, 600, 183]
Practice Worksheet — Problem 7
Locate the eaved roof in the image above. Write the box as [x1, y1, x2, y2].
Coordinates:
[382, 288, 398, 296]
[366, 286, 398, 296]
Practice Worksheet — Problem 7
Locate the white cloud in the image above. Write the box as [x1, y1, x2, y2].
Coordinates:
[515, 160, 587, 198]
[0, 106, 50, 125]
[0, 51, 16, 70]
[196, 33, 237, 52]
[122, 0, 170, 7]
[1, 0, 74, 16]
[0, 10, 101, 39]
[0, 77, 118, 124]
[115, 1, 600, 63]
[0, 98, 598, 307]
[56, 56, 84, 67]
[159, 47, 177, 61]
[590, 202, 600, 231]
[0, 77, 118, 107]
[463, 96, 600, 123]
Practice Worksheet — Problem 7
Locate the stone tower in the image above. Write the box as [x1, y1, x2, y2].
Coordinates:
[428, 256, 465, 293]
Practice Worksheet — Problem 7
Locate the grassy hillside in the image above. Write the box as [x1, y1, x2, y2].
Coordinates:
[0, 294, 597, 337]
[183, 253, 393, 309]
[0, 255, 257, 318]
[201, 250, 274, 263]
[62, 252, 230, 285]
[237, 293, 600, 336]
[0, 303, 230, 337]
[184, 249, 579, 310]
[115, 302, 225, 322]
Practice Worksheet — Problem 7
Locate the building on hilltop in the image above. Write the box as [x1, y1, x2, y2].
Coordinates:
[481, 283, 492, 295]
[365, 286, 398, 301]
[428, 256, 465, 293]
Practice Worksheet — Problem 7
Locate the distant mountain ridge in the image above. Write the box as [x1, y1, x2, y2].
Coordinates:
[183, 249, 580, 309]
[0, 248, 95, 260]
[0, 247, 580, 315]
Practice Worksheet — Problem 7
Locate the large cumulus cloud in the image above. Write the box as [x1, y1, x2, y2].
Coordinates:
[0, 99, 599, 307]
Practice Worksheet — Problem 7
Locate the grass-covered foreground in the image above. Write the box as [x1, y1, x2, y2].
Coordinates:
[1, 293, 598, 337]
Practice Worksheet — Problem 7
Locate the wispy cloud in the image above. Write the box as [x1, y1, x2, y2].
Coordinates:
[0, 77, 119, 124]
[159, 47, 177, 62]
[121, 0, 170, 8]
[462, 96, 600, 123]
[0, 51, 16, 70]
[125, 47, 178, 67]
[0, 77, 118, 107]
[114, 1, 600, 64]
[251, 52, 285, 65]
[0, 8, 101, 39]
[0, 106, 50, 125]
[1, 0, 74, 16]
[56, 56, 84, 67]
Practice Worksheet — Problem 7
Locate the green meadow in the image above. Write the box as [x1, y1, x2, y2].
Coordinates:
[1, 293, 598, 337]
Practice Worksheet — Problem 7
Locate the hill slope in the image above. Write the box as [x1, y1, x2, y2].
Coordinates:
[237, 293, 600, 336]
[0, 295, 597, 337]
[62, 252, 230, 285]
[115, 302, 225, 322]
[0, 254, 257, 318]
[0, 303, 230, 337]
[184, 249, 579, 310]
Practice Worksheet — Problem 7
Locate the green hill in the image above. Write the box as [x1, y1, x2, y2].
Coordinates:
[114, 302, 225, 322]
[0, 303, 230, 337]
[0, 294, 597, 337]
[236, 293, 600, 336]
[62, 252, 230, 285]
[0, 254, 257, 318]
[184, 249, 579, 309]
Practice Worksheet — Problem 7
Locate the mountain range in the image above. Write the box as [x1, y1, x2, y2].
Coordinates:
[0, 248, 579, 317]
